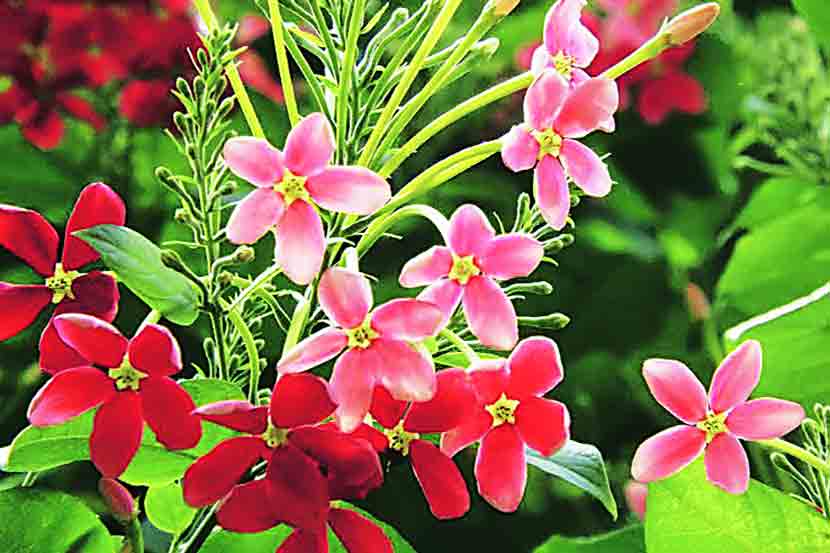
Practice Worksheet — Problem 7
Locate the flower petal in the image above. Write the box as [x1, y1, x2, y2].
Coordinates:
[318, 267, 373, 329]
[277, 327, 348, 374]
[410, 439, 470, 520]
[194, 401, 269, 434]
[479, 233, 544, 280]
[704, 432, 749, 494]
[369, 386, 408, 429]
[554, 77, 619, 138]
[56, 271, 120, 322]
[216, 479, 281, 533]
[140, 376, 202, 450]
[39, 320, 89, 374]
[372, 338, 437, 404]
[440, 407, 492, 457]
[399, 246, 452, 288]
[642, 359, 708, 425]
[469, 360, 510, 404]
[462, 276, 518, 351]
[475, 425, 527, 512]
[329, 508, 393, 553]
[223, 136, 284, 187]
[183, 436, 267, 507]
[128, 323, 182, 377]
[501, 124, 540, 172]
[624, 481, 648, 520]
[559, 139, 612, 197]
[726, 398, 805, 441]
[62, 183, 126, 270]
[371, 298, 443, 342]
[266, 444, 330, 531]
[53, 313, 128, 368]
[543, 0, 598, 68]
[271, 373, 336, 428]
[330, 348, 376, 433]
[90, 392, 144, 478]
[631, 425, 706, 483]
[275, 200, 325, 285]
[276, 530, 327, 553]
[0, 283, 51, 341]
[515, 397, 570, 456]
[447, 204, 496, 259]
[226, 188, 285, 245]
[28, 366, 115, 426]
[524, 70, 569, 131]
[637, 71, 706, 125]
[306, 166, 391, 215]
[534, 155, 570, 230]
[417, 278, 463, 328]
[709, 340, 762, 414]
[0, 204, 59, 276]
[404, 368, 478, 434]
[505, 336, 564, 399]
[284, 113, 334, 177]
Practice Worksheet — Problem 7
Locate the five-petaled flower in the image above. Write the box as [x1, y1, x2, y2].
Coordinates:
[223, 113, 391, 284]
[501, 69, 618, 230]
[399, 204, 543, 351]
[441, 337, 571, 512]
[631, 340, 806, 494]
[27, 313, 202, 478]
[530, 0, 599, 85]
[278, 267, 443, 432]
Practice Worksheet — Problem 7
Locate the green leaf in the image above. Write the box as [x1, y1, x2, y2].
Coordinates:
[433, 351, 501, 368]
[793, 0, 830, 53]
[74, 224, 200, 325]
[145, 482, 197, 535]
[534, 526, 645, 552]
[646, 460, 830, 553]
[720, 178, 822, 239]
[525, 440, 618, 520]
[0, 488, 113, 553]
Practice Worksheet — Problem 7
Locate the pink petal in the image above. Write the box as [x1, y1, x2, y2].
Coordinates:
[559, 139, 612, 197]
[505, 336, 564, 399]
[318, 267, 373, 329]
[277, 327, 348, 374]
[371, 338, 437, 404]
[642, 359, 708, 425]
[330, 348, 376, 433]
[462, 276, 518, 351]
[704, 432, 749, 494]
[128, 323, 182, 377]
[440, 407, 492, 457]
[91, 392, 144, 478]
[404, 368, 478, 434]
[328, 508, 393, 553]
[306, 166, 391, 215]
[283, 113, 334, 177]
[237, 51, 285, 104]
[529, 45, 551, 76]
[183, 436, 267, 507]
[501, 125, 540, 172]
[193, 401, 269, 434]
[469, 360, 510, 404]
[417, 278, 463, 328]
[709, 340, 762, 414]
[475, 425, 527, 512]
[515, 397, 570, 456]
[410, 439, 470, 519]
[371, 298, 442, 342]
[223, 136, 284, 187]
[271, 373, 336, 428]
[28, 366, 115, 426]
[726, 398, 805, 441]
[0, 204, 59, 276]
[554, 77, 619, 139]
[53, 313, 128, 368]
[524, 70, 570, 131]
[447, 204, 496, 259]
[631, 425, 706, 483]
[140, 376, 202, 450]
[624, 481, 648, 520]
[216, 479, 281, 533]
[399, 246, 452, 288]
[275, 200, 325, 285]
[0, 283, 51, 341]
[543, 0, 598, 68]
[62, 183, 126, 271]
[226, 189, 285, 245]
[480, 233, 544, 280]
[534, 155, 570, 230]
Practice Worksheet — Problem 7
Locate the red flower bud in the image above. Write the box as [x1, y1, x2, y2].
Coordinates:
[685, 283, 711, 321]
[665, 3, 721, 47]
[99, 478, 137, 523]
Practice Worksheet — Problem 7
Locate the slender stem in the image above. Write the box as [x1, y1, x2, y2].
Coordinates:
[600, 31, 670, 81]
[126, 518, 144, 553]
[336, 0, 365, 162]
[21, 472, 37, 487]
[759, 439, 830, 475]
[207, 312, 228, 380]
[308, 0, 341, 78]
[268, 0, 300, 127]
[222, 300, 261, 403]
[226, 264, 282, 312]
[282, 287, 313, 355]
[441, 328, 480, 365]
[179, 505, 217, 553]
[355, 204, 449, 257]
[283, 26, 335, 121]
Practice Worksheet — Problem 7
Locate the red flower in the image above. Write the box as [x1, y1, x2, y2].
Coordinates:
[119, 79, 179, 128]
[27, 313, 203, 478]
[236, 15, 285, 105]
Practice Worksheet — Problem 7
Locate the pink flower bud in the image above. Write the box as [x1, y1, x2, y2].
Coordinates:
[493, 0, 520, 16]
[685, 283, 711, 321]
[99, 478, 137, 523]
[665, 3, 721, 46]
[624, 481, 648, 520]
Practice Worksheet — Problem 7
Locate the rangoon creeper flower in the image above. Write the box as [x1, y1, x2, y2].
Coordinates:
[530, 0, 599, 85]
[501, 69, 618, 230]
[399, 204, 544, 351]
[631, 340, 806, 494]
[223, 113, 391, 284]
[441, 337, 571, 512]
[278, 267, 443, 432]
[27, 313, 202, 478]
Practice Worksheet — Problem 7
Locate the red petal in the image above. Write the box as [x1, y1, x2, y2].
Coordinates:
[351, 422, 390, 452]
[21, 105, 65, 150]
[440, 407, 492, 457]
[194, 401, 269, 434]
[474, 425, 527, 512]
[53, 313, 128, 368]
[55, 271, 120, 322]
[469, 360, 510, 404]
[404, 368, 477, 434]
[216, 479, 281, 533]
[266, 444, 330, 531]
[140, 377, 202, 450]
[514, 398, 570, 456]
[410, 440, 470, 519]
[56, 94, 107, 133]
[128, 324, 182, 377]
[28, 366, 115, 426]
[328, 508, 393, 553]
[61, 183, 126, 270]
[0, 283, 51, 340]
[183, 436, 268, 507]
[270, 373, 336, 429]
[0, 205, 58, 276]
[276, 529, 327, 553]
[91, 392, 143, 478]
[505, 337, 564, 400]
[39, 319, 89, 374]
[369, 385, 407, 429]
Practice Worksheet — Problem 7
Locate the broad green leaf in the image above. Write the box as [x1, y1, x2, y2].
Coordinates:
[534, 526, 645, 552]
[145, 482, 197, 535]
[793, 0, 830, 53]
[75, 224, 200, 325]
[646, 460, 830, 553]
[526, 440, 618, 520]
[0, 488, 113, 553]
[721, 178, 823, 239]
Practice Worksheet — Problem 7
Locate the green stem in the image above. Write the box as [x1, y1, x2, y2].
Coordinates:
[600, 31, 670, 81]
[126, 518, 144, 553]
[21, 472, 37, 488]
[283, 26, 334, 121]
[309, 0, 342, 79]
[759, 439, 830, 475]
[355, 204, 449, 257]
[222, 299, 261, 403]
[140, 309, 161, 327]
[337, 0, 365, 162]
[282, 287, 313, 355]
[441, 328, 480, 365]
[268, 0, 300, 127]
[226, 264, 282, 312]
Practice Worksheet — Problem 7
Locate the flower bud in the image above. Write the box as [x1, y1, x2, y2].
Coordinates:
[233, 246, 255, 264]
[517, 313, 570, 330]
[160, 249, 188, 272]
[493, 0, 520, 16]
[217, 271, 234, 287]
[685, 282, 711, 321]
[504, 281, 554, 296]
[99, 478, 137, 524]
[665, 3, 720, 47]
[624, 481, 647, 521]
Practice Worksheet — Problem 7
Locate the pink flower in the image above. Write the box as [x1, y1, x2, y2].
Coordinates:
[529, 0, 599, 84]
[398, 204, 543, 351]
[441, 337, 570, 512]
[631, 340, 806, 494]
[501, 69, 618, 230]
[223, 114, 391, 284]
[277, 267, 443, 432]
[624, 480, 647, 520]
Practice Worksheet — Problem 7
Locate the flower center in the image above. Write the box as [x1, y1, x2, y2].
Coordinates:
[696, 411, 728, 443]
[45, 263, 81, 304]
[448, 254, 481, 285]
[532, 128, 563, 159]
[485, 393, 520, 427]
[108, 357, 149, 392]
[384, 422, 420, 456]
[551, 51, 576, 79]
[275, 170, 310, 206]
[262, 422, 289, 448]
[626, 1, 642, 16]
[346, 316, 379, 349]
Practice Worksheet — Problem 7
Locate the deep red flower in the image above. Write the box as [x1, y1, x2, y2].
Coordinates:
[276, 508, 394, 553]
[119, 79, 179, 127]
[27, 313, 202, 478]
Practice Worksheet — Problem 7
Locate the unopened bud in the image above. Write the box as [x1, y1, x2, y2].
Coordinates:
[233, 246, 255, 263]
[474, 38, 500, 59]
[99, 478, 137, 523]
[665, 3, 720, 46]
[160, 249, 187, 271]
[492, 0, 520, 17]
[518, 313, 570, 330]
[217, 271, 234, 286]
[544, 233, 574, 253]
[624, 481, 648, 521]
[155, 166, 173, 184]
[174, 208, 194, 225]
[685, 282, 711, 321]
[504, 281, 553, 296]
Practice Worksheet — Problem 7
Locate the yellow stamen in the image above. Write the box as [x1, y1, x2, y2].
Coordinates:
[275, 169, 310, 206]
[262, 423, 289, 448]
[448, 254, 481, 285]
[384, 422, 420, 456]
[532, 128, 563, 159]
[45, 263, 81, 304]
[346, 316, 379, 349]
[696, 411, 728, 443]
[108, 357, 149, 392]
[485, 393, 520, 427]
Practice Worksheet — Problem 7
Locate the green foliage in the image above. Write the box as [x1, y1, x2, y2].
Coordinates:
[534, 526, 645, 552]
[793, 0, 830, 53]
[145, 481, 197, 536]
